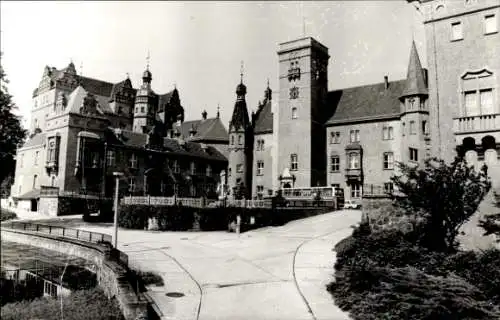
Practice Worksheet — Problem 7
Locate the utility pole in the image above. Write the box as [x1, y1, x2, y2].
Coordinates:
[113, 172, 124, 248]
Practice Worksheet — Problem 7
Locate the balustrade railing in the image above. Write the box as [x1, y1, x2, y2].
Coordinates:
[454, 113, 500, 133]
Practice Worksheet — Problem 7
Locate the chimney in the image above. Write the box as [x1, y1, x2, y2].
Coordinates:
[202, 110, 208, 120]
[384, 75, 389, 90]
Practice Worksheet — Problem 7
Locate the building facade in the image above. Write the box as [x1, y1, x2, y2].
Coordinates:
[12, 2, 500, 208]
[413, 0, 500, 185]
[11, 63, 228, 212]
[230, 37, 431, 201]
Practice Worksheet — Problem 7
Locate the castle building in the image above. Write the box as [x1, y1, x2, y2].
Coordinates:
[235, 37, 430, 201]
[11, 63, 228, 213]
[410, 0, 500, 187]
[12, 1, 500, 210]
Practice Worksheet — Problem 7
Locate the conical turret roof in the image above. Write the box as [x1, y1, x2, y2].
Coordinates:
[400, 41, 428, 98]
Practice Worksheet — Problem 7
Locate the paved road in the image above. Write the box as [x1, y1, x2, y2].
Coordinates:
[18, 210, 362, 320]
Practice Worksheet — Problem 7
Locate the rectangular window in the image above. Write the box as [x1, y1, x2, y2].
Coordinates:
[350, 129, 360, 143]
[348, 153, 360, 169]
[256, 185, 264, 198]
[206, 165, 212, 177]
[190, 162, 196, 175]
[451, 22, 463, 41]
[485, 14, 497, 34]
[351, 184, 362, 198]
[292, 107, 298, 119]
[129, 153, 137, 168]
[422, 120, 428, 135]
[465, 91, 479, 116]
[330, 132, 340, 144]
[480, 89, 494, 114]
[140, 107, 145, 113]
[257, 161, 264, 175]
[128, 177, 135, 192]
[238, 135, 243, 145]
[383, 152, 394, 170]
[409, 121, 416, 135]
[290, 154, 298, 171]
[173, 160, 180, 173]
[34, 151, 39, 166]
[236, 164, 243, 173]
[402, 122, 406, 136]
[106, 150, 115, 166]
[330, 156, 340, 172]
[384, 182, 394, 194]
[382, 126, 394, 140]
[409, 148, 419, 162]
[256, 139, 265, 151]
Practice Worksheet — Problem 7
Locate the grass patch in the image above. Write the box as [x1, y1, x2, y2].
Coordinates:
[0, 287, 123, 320]
[132, 269, 164, 287]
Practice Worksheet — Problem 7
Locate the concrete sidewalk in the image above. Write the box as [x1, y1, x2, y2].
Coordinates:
[12, 210, 361, 320]
[294, 228, 355, 320]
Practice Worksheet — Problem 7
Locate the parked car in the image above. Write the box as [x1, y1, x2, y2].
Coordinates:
[343, 200, 361, 209]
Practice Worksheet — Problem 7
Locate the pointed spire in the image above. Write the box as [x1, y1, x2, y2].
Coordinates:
[146, 50, 151, 70]
[240, 60, 244, 84]
[142, 50, 152, 84]
[400, 41, 428, 98]
[217, 104, 220, 118]
[236, 62, 247, 98]
[264, 78, 272, 101]
[231, 65, 250, 131]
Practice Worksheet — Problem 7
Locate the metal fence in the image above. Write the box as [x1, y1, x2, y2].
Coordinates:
[4, 221, 112, 245]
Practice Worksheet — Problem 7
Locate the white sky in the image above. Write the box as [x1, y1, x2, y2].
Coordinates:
[0, 1, 425, 129]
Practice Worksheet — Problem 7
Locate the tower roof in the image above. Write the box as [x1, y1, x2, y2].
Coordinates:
[400, 41, 428, 98]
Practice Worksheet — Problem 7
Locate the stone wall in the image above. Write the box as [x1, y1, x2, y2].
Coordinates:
[37, 196, 112, 216]
[38, 196, 59, 216]
[362, 195, 416, 232]
[1, 228, 148, 320]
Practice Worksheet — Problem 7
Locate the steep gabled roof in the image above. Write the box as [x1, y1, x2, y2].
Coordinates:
[253, 100, 273, 134]
[158, 91, 175, 107]
[176, 117, 229, 142]
[163, 139, 227, 162]
[326, 79, 406, 125]
[78, 76, 114, 97]
[400, 41, 428, 98]
[21, 132, 46, 149]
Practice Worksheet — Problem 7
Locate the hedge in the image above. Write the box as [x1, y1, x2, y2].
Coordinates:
[118, 204, 332, 232]
[328, 222, 500, 320]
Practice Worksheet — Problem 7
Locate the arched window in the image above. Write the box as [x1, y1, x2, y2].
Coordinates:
[292, 107, 298, 119]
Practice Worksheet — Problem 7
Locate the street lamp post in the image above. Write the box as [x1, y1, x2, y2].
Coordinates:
[113, 172, 124, 248]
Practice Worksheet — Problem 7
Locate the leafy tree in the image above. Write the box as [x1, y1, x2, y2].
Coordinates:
[391, 156, 490, 252]
[0, 52, 27, 188]
[479, 212, 500, 241]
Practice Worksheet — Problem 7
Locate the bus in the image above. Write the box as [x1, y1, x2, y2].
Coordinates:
[279, 186, 345, 209]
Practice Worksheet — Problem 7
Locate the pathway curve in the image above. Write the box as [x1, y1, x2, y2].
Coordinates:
[19, 210, 362, 320]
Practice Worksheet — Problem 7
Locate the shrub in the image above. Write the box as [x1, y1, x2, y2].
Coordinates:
[0, 287, 123, 320]
[154, 206, 195, 231]
[118, 205, 148, 229]
[392, 156, 491, 252]
[329, 224, 500, 319]
[0, 207, 17, 221]
[443, 248, 500, 305]
[338, 266, 500, 320]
